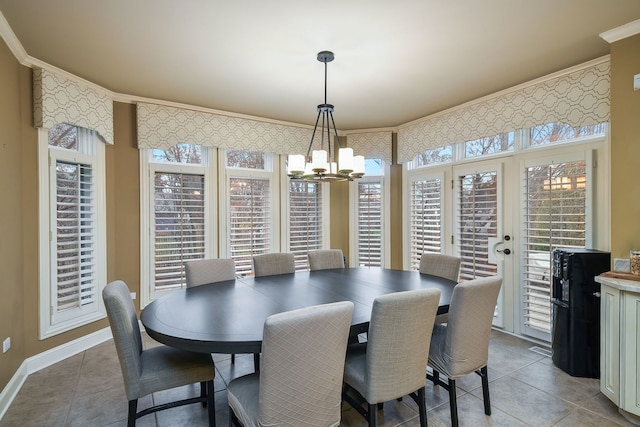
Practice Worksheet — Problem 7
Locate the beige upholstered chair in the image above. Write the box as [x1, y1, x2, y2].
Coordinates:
[342, 288, 441, 427]
[252, 252, 295, 277]
[185, 258, 236, 287]
[308, 249, 345, 270]
[227, 301, 354, 427]
[427, 276, 503, 427]
[103, 280, 215, 427]
[419, 252, 461, 324]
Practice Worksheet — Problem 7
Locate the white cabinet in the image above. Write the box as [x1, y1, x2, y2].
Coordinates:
[597, 275, 640, 424]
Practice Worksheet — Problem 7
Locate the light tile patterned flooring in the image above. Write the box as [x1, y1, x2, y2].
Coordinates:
[0, 329, 635, 426]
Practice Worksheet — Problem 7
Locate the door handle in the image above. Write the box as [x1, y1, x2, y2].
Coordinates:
[497, 248, 511, 255]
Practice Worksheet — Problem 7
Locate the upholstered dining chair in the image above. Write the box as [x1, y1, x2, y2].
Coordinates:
[103, 280, 215, 427]
[419, 252, 461, 324]
[185, 257, 246, 367]
[342, 288, 441, 427]
[426, 276, 503, 427]
[185, 258, 236, 287]
[227, 301, 354, 427]
[252, 252, 295, 277]
[308, 249, 345, 270]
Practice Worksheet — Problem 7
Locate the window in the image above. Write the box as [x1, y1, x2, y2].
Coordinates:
[465, 132, 515, 158]
[408, 175, 443, 271]
[39, 124, 106, 338]
[220, 150, 278, 276]
[410, 146, 453, 168]
[141, 144, 214, 303]
[288, 180, 325, 270]
[350, 160, 389, 267]
[530, 122, 605, 146]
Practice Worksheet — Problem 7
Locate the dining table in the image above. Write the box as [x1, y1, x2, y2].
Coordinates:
[140, 267, 457, 354]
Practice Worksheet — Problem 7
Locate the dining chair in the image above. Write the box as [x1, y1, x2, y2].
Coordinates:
[342, 288, 441, 427]
[185, 257, 247, 367]
[103, 280, 215, 427]
[227, 301, 354, 427]
[252, 252, 295, 277]
[419, 252, 461, 324]
[308, 248, 345, 270]
[426, 276, 503, 427]
[185, 258, 236, 287]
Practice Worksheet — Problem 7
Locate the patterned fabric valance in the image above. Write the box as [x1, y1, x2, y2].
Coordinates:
[397, 61, 610, 163]
[33, 69, 114, 144]
[137, 102, 312, 155]
[346, 131, 393, 164]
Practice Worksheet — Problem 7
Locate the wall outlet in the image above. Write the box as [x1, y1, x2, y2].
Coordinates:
[2, 337, 10, 353]
[130, 292, 137, 300]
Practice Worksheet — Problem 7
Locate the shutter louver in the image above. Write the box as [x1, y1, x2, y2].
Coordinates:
[523, 161, 587, 333]
[153, 172, 205, 291]
[409, 178, 442, 270]
[357, 182, 383, 267]
[289, 181, 323, 270]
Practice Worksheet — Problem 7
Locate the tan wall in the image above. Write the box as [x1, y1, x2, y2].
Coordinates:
[0, 36, 26, 389]
[610, 34, 640, 260]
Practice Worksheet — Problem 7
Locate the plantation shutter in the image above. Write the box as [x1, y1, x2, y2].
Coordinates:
[357, 181, 383, 267]
[52, 159, 96, 321]
[523, 160, 587, 333]
[409, 178, 442, 271]
[289, 181, 323, 270]
[229, 177, 271, 276]
[153, 172, 205, 291]
[457, 172, 499, 281]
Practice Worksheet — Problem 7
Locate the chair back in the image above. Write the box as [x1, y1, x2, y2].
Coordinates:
[258, 301, 354, 426]
[308, 249, 345, 270]
[439, 276, 502, 377]
[252, 252, 295, 277]
[419, 252, 461, 282]
[364, 288, 441, 403]
[185, 258, 236, 287]
[102, 280, 144, 400]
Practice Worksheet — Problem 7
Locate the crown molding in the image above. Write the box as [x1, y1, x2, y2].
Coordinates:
[600, 19, 640, 43]
[0, 10, 28, 63]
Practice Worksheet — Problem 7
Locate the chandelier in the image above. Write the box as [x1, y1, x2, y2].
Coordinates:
[287, 51, 365, 182]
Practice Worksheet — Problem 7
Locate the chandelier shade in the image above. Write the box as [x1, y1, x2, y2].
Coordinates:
[287, 51, 365, 182]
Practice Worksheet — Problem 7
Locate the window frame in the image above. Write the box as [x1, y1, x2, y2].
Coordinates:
[38, 126, 107, 339]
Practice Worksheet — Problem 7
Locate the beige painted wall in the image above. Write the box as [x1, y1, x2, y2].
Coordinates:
[610, 34, 640, 260]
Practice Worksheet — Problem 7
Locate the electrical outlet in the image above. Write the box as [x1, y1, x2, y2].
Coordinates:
[2, 337, 10, 353]
[130, 292, 137, 300]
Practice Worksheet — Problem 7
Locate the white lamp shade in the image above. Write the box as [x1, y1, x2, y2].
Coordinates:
[330, 162, 337, 174]
[353, 155, 365, 175]
[287, 154, 305, 174]
[312, 150, 328, 172]
[338, 147, 354, 172]
[303, 162, 314, 176]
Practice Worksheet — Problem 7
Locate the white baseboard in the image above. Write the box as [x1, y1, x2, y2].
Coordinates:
[0, 326, 113, 421]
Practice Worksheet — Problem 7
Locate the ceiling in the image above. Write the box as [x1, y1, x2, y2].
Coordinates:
[1, 1, 639, 131]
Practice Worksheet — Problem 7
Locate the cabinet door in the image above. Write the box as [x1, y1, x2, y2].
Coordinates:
[601, 284, 620, 404]
[622, 292, 640, 416]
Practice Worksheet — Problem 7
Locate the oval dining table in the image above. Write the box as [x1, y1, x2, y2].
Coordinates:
[140, 267, 457, 354]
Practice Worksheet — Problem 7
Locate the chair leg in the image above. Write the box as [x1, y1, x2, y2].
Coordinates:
[377, 402, 383, 410]
[417, 387, 428, 427]
[201, 381, 207, 407]
[231, 353, 235, 364]
[479, 366, 491, 415]
[127, 399, 137, 427]
[253, 353, 260, 372]
[448, 378, 458, 427]
[368, 403, 377, 427]
[207, 380, 216, 427]
[229, 406, 238, 427]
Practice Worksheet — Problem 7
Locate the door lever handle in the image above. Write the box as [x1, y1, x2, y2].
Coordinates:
[497, 248, 511, 255]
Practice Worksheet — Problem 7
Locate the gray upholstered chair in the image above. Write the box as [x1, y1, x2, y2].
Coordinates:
[252, 252, 295, 277]
[419, 252, 461, 324]
[102, 280, 215, 427]
[227, 301, 354, 427]
[342, 288, 441, 427]
[308, 249, 345, 270]
[426, 276, 503, 427]
[185, 258, 245, 366]
[185, 258, 236, 287]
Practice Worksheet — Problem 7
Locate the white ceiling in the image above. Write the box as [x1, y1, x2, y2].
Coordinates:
[1, 1, 639, 130]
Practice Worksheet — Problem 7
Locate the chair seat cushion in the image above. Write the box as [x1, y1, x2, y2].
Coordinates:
[136, 345, 214, 399]
[227, 373, 260, 427]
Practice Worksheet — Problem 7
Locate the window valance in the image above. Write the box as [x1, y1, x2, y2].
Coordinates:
[346, 131, 393, 164]
[397, 60, 610, 163]
[33, 69, 114, 144]
[137, 102, 312, 155]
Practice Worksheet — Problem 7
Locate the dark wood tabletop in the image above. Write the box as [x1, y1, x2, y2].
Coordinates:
[140, 267, 456, 354]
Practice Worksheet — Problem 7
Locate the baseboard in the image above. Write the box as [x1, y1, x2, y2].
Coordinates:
[0, 326, 113, 421]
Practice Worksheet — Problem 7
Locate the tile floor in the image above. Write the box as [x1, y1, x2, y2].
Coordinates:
[0, 329, 635, 427]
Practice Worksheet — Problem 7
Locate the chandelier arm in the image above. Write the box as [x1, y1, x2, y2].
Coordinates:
[306, 109, 323, 158]
[328, 110, 341, 149]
